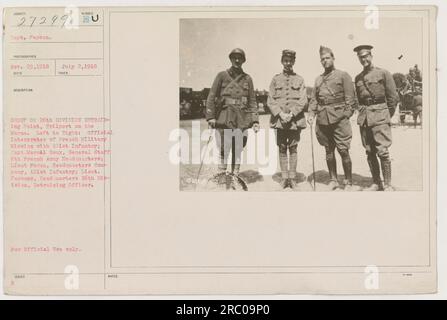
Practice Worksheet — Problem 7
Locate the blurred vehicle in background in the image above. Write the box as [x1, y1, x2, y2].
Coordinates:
[179, 87, 209, 119]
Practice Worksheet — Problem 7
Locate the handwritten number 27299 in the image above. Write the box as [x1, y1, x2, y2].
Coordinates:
[16, 15, 70, 28]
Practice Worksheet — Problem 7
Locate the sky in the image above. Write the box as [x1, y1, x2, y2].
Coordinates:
[180, 17, 423, 91]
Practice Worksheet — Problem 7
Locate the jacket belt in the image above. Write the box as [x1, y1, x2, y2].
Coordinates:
[318, 97, 345, 106]
[361, 97, 386, 106]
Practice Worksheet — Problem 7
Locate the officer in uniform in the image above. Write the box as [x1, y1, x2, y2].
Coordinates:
[268, 49, 308, 189]
[206, 48, 260, 185]
[353, 45, 399, 191]
[308, 46, 357, 190]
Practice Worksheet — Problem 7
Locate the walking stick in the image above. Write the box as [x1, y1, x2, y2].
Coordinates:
[309, 122, 316, 191]
[195, 126, 214, 190]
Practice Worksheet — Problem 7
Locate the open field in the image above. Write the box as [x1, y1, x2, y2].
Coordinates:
[180, 113, 423, 192]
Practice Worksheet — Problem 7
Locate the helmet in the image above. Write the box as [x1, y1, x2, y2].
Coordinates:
[229, 48, 246, 62]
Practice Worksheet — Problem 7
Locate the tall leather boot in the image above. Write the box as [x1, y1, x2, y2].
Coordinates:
[326, 148, 339, 190]
[339, 149, 353, 191]
[381, 158, 394, 191]
[288, 146, 298, 190]
[279, 149, 289, 189]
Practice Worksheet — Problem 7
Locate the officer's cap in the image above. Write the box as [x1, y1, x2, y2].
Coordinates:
[319, 45, 334, 57]
[354, 45, 373, 57]
[229, 48, 246, 62]
[281, 49, 296, 60]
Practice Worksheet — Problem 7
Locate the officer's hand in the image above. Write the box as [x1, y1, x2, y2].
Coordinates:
[307, 114, 314, 125]
[345, 108, 354, 119]
[208, 119, 216, 128]
[252, 123, 260, 133]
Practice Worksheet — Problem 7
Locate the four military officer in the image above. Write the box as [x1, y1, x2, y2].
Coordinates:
[268, 50, 308, 189]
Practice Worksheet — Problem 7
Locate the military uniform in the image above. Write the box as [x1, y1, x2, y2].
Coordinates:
[354, 45, 399, 190]
[206, 67, 258, 130]
[309, 46, 357, 188]
[206, 49, 259, 175]
[268, 50, 307, 183]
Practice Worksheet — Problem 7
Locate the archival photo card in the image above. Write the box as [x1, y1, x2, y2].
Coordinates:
[2, 5, 437, 295]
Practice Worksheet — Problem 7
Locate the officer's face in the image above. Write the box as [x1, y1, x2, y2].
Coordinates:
[230, 54, 245, 69]
[358, 53, 373, 68]
[320, 53, 334, 69]
[281, 56, 295, 71]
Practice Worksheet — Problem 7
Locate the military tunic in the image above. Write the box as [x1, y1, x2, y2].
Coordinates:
[354, 66, 399, 157]
[268, 71, 307, 130]
[206, 67, 259, 130]
[309, 69, 357, 150]
[268, 71, 307, 148]
[206, 67, 258, 170]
